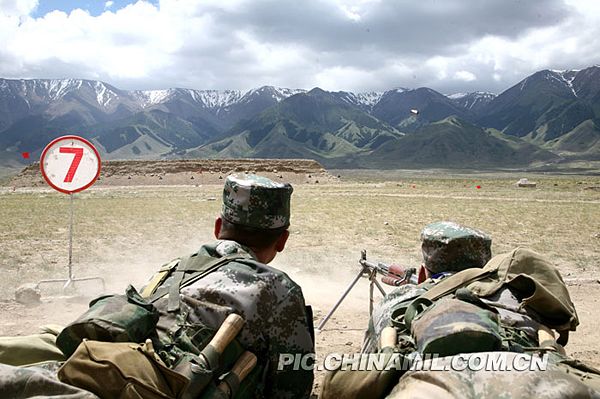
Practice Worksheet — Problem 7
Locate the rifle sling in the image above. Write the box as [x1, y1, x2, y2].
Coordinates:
[421, 267, 493, 302]
[148, 253, 247, 312]
[140, 259, 179, 298]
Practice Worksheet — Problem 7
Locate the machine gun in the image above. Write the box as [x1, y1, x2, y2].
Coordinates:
[360, 251, 418, 287]
[316, 250, 418, 332]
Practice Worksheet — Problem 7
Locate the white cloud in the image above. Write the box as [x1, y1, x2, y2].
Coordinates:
[425, 2, 600, 93]
[454, 70, 476, 82]
[425, 57, 449, 81]
[2, 2, 179, 81]
[0, 0, 598, 93]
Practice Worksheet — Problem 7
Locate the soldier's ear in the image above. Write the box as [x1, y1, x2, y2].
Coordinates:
[418, 265, 428, 284]
[214, 217, 223, 239]
[275, 230, 290, 253]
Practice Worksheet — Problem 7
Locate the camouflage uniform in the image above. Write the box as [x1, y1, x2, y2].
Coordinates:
[0, 363, 98, 398]
[152, 174, 314, 398]
[386, 352, 600, 399]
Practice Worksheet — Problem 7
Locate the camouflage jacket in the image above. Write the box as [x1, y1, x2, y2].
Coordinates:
[152, 240, 314, 399]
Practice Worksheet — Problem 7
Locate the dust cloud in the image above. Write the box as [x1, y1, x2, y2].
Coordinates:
[274, 248, 418, 321]
[86, 233, 216, 295]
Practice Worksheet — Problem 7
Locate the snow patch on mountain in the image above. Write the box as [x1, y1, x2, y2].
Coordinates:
[133, 86, 304, 109]
[188, 89, 243, 108]
[533, 69, 581, 98]
[0, 78, 125, 108]
[42, 79, 81, 100]
[519, 77, 530, 91]
[552, 70, 579, 97]
[447, 92, 468, 99]
[94, 81, 119, 108]
[518, 69, 576, 94]
[337, 91, 383, 108]
[238, 86, 305, 104]
[354, 91, 384, 107]
[133, 89, 176, 107]
[448, 91, 496, 110]
[549, 68, 581, 74]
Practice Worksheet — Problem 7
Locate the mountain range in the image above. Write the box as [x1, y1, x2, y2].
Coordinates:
[1, 65, 600, 173]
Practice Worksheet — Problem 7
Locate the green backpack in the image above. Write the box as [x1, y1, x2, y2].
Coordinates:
[56, 252, 259, 399]
[56, 285, 159, 358]
[56, 253, 246, 358]
[407, 292, 502, 357]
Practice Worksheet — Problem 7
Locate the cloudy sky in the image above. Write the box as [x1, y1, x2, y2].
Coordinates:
[0, 0, 599, 94]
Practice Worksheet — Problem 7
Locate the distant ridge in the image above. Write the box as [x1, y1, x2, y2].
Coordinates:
[1, 65, 600, 172]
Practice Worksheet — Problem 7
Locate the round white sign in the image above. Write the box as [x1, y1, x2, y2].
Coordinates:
[40, 135, 101, 194]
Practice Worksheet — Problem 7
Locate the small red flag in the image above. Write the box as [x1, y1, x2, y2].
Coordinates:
[476, 185, 481, 189]
[21, 152, 30, 159]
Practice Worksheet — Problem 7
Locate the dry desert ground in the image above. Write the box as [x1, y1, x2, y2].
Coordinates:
[1, 168, 599, 395]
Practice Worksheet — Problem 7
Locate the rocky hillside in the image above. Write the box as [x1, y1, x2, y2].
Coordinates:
[2, 66, 600, 172]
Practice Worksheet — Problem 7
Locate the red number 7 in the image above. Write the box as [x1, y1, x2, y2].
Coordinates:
[59, 147, 84, 183]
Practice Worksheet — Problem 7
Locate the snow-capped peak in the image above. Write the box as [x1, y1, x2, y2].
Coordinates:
[187, 89, 243, 108]
[447, 91, 496, 110]
[42, 79, 82, 99]
[383, 87, 407, 95]
[239, 86, 305, 103]
[132, 86, 305, 109]
[541, 69, 579, 97]
[0, 78, 122, 108]
[549, 68, 580, 75]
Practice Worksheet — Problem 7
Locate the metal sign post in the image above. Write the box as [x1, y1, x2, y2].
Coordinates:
[68, 192, 73, 281]
[37, 135, 105, 293]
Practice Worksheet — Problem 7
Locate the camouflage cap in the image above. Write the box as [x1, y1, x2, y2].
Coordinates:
[221, 173, 293, 230]
[420, 221, 492, 273]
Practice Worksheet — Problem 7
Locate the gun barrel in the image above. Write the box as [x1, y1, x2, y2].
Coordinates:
[360, 259, 390, 273]
[361, 259, 410, 278]
[359, 251, 417, 285]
